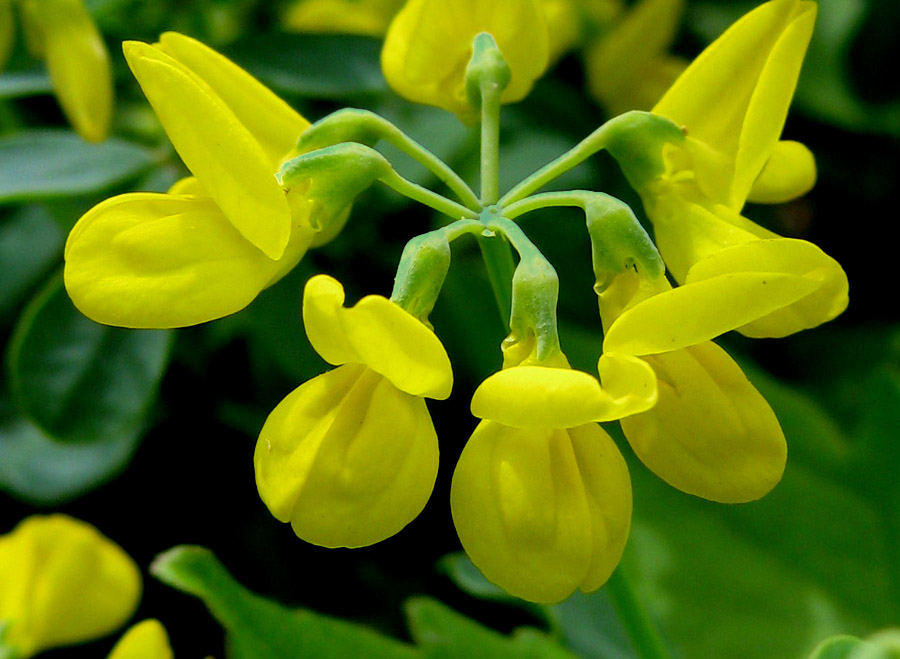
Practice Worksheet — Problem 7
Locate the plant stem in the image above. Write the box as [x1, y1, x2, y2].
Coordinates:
[479, 79, 502, 206]
[606, 566, 672, 659]
[379, 169, 479, 220]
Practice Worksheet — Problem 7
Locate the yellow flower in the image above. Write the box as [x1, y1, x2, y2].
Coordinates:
[255, 274, 452, 548]
[597, 265, 787, 503]
[282, 0, 405, 37]
[451, 354, 647, 604]
[107, 620, 174, 659]
[381, 0, 551, 119]
[2, 0, 113, 142]
[0, 515, 141, 658]
[64, 33, 316, 329]
[622, 0, 848, 339]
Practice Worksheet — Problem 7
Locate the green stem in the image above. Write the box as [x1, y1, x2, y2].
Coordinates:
[606, 567, 672, 659]
[479, 79, 502, 206]
[477, 226, 516, 328]
[380, 121, 482, 211]
[379, 169, 480, 220]
[499, 121, 616, 207]
[502, 191, 590, 221]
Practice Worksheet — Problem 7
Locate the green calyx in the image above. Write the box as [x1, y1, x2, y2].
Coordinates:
[391, 230, 453, 327]
[602, 111, 685, 191]
[465, 32, 512, 111]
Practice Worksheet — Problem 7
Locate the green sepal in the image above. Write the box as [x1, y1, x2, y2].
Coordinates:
[582, 192, 665, 290]
[0, 621, 19, 659]
[294, 108, 387, 154]
[390, 229, 452, 327]
[602, 110, 685, 191]
[277, 142, 391, 235]
[465, 32, 512, 111]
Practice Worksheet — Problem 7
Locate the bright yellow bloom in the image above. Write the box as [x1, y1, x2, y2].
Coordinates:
[282, 0, 405, 36]
[584, 0, 687, 114]
[627, 0, 848, 339]
[64, 33, 316, 329]
[381, 0, 551, 119]
[452, 355, 643, 604]
[255, 275, 452, 548]
[2, 0, 113, 142]
[597, 265, 787, 503]
[0, 515, 141, 658]
[107, 620, 174, 659]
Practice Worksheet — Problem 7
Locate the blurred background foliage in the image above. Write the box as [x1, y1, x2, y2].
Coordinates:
[2, 0, 900, 657]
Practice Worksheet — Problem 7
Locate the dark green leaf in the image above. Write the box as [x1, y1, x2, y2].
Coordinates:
[151, 545, 422, 659]
[225, 33, 388, 99]
[0, 391, 141, 505]
[0, 205, 64, 323]
[0, 130, 156, 203]
[8, 274, 173, 443]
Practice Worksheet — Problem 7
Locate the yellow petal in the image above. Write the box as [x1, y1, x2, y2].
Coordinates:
[107, 620, 174, 659]
[0, 515, 141, 657]
[450, 421, 594, 603]
[21, 0, 113, 142]
[282, 0, 404, 36]
[471, 361, 655, 427]
[64, 193, 308, 328]
[602, 271, 818, 355]
[731, 4, 816, 208]
[747, 140, 816, 204]
[685, 238, 849, 338]
[167, 176, 206, 196]
[302, 274, 453, 399]
[123, 40, 291, 260]
[255, 366, 438, 548]
[620, 342, 786, 503]
[567, 423, 632, 592]
[653, 0, 811, 168]
[157, 32, 310, 165]
[381, 0, 549, 117]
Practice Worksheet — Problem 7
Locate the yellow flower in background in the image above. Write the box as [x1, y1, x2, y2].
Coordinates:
[107, 620, 174, 659]
[595, 264, 787, 503]
[64, 33, 316, 329]
[381, 0, 551, 119]
[255, 275, 452, 548]
[624, 0, 848, 339]
[451, 354, 644, 604]
[282, 0, 405, 36]
[0, 515, 141, 658]
[2, 0, 113, 142]
[584, 0, 688, 115]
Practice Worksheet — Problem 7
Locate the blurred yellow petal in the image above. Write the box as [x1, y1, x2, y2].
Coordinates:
[107, 620, 174, 659]
[167, 176, 206, 196]
[123, 41, 291, 260]
[21, 0, 113, 142]
[747, 140, 816, 204]
[585, 0, 684, 113]
[539, 0, 582, 62]
[65, 193, 310, 328]
[621, 342, 786, 503]
[685, 238, 850, 338]
[0, 515, 141, 658]
[302, 274, 453, 399]
[157, 32, 310, 165]
[255, 365, 439, 548]
[603, 271, 818, 355]
[471, 360, 654, 428]
[381, 0, 549, 117]
[282, 0, 404, 36]
[451, 421, 630, 603]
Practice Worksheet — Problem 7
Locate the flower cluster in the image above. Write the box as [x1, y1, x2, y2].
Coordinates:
[62, 0, 847, 606]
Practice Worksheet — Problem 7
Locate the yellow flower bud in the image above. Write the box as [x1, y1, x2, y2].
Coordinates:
[107, 620, 174, 659]
[0, 515, 141, 658]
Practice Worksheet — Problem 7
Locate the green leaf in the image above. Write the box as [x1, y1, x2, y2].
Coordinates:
[0, 130, 156, 203]
[0, 391, 141, 505]
[151, 545, 423, 659]
[405, 597, 578, 659]
[0, 69, 54, 99]
[808, 630, 900, 659]
[0, 206, 64, 323]
[225, 34, 387, 99]
[8, 273, 173, 443]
